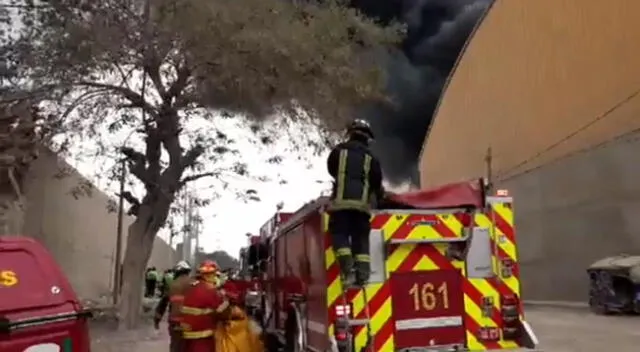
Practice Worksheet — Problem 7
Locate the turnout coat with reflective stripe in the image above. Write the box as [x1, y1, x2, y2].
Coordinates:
[327, 139, 383, 212]
[180, 280, 229, 339]
[154, 274, 193, 323]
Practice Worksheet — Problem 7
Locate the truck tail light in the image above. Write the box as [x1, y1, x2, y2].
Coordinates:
[481, 296, 494, 317]
[335, 330, 348, 341]
[496, 189, 509, 196]
[335, 304, 351, 317]
[501, 294, 521, 340]
[334, 316, 352, 352]
[478, 327, 500, 341]
[501, 258, 514, 278]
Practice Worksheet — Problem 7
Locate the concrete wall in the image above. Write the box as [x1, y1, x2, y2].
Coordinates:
[20, 149, 176, 300]
[500, 131, 640, 301]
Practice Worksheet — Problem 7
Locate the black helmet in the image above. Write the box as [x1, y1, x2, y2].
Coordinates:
[347, 119, 374, 140]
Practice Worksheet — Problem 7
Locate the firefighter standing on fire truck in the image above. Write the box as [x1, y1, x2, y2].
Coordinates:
[153, 260, 192, 352]
[180, 260, 232, 352]
[327, 119, 384, 286]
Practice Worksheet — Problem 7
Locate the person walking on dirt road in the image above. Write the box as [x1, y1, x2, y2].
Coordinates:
[145, 267, 159, 297]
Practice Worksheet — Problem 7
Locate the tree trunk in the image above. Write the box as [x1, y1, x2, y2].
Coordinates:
[118, 213, 158, 329]
[0, 192, 26, 235]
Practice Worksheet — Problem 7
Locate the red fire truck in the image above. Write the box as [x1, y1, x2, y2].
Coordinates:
[242, 179, 538, 352]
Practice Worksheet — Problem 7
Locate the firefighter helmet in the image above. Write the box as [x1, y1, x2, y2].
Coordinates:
[347, 119, 374, 140]
[197, 260, 219, 274]
[174, 260, 191, 271]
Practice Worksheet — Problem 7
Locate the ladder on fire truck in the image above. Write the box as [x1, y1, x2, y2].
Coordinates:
[338, 280, 374, 352]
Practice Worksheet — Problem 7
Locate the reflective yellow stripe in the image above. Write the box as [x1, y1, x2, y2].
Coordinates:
[362, 154, 371, 202]
[336, 247, 351, 256]
[183, 329, 214, 339]
[216, 299, 230, 313]
[330, 200, 369, 212]
[181, 306, 214, 315]
[336, 150, 348, 201]
[332, 150, 372, 211]
[355, 254, 370, 262]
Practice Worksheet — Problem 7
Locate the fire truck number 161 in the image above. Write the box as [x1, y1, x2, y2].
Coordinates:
[409, 282, 449, 312]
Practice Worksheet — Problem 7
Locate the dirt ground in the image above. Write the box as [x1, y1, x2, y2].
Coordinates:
[90, 321, 169, 352]
[89, 306, 640, 351]
[525, 306, 640, 352]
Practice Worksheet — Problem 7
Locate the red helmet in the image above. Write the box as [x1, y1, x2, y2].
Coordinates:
[197, 260, 219, 274]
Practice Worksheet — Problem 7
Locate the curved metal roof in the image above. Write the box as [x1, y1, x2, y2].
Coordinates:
[419, 0, 640, 187]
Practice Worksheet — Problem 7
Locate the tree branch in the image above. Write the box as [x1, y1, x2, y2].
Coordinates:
[173, 92, 198, 109]
[182, 144, 205, 169]
[144, 56, 167, 100]
[111, 63, 134, 91]
[120, 191, 141, 216]
[120, 147, 149, 183]
[121, 191, 140, 206]
[60, 89, 112, 120]
[76, 81, 158, 118]
[145, 127, 162, 188]
[165, 65, 191, 103]
[179, 172, 219, 187]
[157, 110, 182, 174]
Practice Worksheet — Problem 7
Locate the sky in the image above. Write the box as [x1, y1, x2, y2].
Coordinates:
[67, 115, 332, 258]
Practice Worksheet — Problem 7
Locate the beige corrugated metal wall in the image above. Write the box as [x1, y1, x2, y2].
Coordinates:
[419, 0, 640, 302]
[20, 148, 176, 300]
[420, 0, 640, 187]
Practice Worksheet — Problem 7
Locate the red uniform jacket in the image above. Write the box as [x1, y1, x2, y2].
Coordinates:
[180, 280, 229, 339]
[221, 279, 256, 305]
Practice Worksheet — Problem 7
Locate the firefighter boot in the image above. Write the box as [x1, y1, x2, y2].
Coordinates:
[337, 254, 355, 286]
[354, 255, 370, 287]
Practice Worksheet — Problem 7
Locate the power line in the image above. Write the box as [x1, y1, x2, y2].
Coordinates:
[497, 85, 640, 180]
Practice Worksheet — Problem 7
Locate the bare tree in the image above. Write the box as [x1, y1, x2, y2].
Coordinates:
[7, 0, 400, 327]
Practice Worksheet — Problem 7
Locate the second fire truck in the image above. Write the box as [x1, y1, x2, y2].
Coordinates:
[240, 179, 538, 352]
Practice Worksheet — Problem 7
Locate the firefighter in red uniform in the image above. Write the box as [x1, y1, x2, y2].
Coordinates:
[180, 260, 231, 352]
[217, 271, 243, 304]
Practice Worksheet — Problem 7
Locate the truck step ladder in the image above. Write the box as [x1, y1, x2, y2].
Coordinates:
[340, 278, 374, 352]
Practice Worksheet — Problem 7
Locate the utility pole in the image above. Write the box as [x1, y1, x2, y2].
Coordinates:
[194, 209, 200, 261]
[182, 191, 195, 263]
[168, 217, 176, 247]
[484, 147, 493, 193]
[181, 192, 188, 261]
[113, 158, 126, 305]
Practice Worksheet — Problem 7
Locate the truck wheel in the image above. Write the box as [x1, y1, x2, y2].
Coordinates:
[263, 332, 282, 352]
[285, 313, 303, 352]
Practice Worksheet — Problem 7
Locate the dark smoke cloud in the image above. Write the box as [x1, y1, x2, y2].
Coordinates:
[353, 0, 493, 185]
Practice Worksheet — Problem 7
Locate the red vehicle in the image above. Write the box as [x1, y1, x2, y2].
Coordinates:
[243, 180, 538, 352]
[0, 236, 92, 352]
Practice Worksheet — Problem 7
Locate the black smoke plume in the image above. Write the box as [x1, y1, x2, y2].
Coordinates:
[353, 0, 493, 185]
